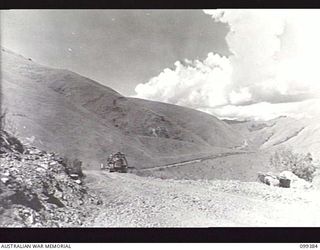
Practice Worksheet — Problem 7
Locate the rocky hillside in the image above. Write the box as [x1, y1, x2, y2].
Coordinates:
[0, 129, 102, 227]
[2, 127, 320, 227]
[1, 47, 244, 169]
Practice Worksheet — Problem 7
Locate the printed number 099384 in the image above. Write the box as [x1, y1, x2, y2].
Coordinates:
[300, 244, 318, 248]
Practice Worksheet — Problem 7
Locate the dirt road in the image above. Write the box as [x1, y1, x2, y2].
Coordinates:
[136, 151, 248, 173]
[83, 170, 320, 227]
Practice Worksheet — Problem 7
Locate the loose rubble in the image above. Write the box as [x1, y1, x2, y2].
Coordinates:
[85, 170, 320, 227]
[258, 171, 312, 189]
[0, 130, 102, 227]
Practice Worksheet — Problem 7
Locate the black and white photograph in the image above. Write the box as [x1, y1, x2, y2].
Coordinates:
[1, 9, 320, 229]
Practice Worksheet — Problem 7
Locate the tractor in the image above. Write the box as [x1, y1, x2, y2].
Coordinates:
[101, 152, 129, 173]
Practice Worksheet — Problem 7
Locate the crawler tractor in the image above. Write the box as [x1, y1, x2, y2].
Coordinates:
[101, 152, 129, 173]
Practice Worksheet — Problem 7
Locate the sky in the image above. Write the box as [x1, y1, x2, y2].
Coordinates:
[2, 10, 320, 121]
[135, 9, 320, 120]
[1, 10, 229, 96]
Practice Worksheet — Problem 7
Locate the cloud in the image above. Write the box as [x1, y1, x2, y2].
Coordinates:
[134, 10, 320, 120]
[135, 53, 233, 109]
[202, 99, 320, 121]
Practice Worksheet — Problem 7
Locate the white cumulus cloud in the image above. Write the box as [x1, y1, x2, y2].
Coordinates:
[135, 53, 233, 109]
[134, 9, 320, 120]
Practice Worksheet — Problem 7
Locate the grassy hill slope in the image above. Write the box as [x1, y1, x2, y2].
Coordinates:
[1, 48, 244, 169]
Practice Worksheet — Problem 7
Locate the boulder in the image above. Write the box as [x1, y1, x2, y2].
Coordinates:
[279, 171, 299, 181]
[1, 177, 9, 184]
[279, 171, 311, 189]
[258, 172, 279, 186]
[264, 176, 280, 186]
[75, 179, 82, 185]
[70, 174, 79, 179]
[279, 178, 291, 188]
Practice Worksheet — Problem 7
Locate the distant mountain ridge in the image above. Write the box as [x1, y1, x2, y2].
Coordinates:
[226, 115, 320, 158]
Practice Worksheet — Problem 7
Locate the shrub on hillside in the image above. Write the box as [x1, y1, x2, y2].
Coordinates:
[59, 157, 84, 178]
[270, 149, 317, 182]
[0, 112, 24, 154]
[0, 112, 5, 130]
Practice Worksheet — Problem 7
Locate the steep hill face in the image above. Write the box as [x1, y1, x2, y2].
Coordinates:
[1, 48, 244, 169]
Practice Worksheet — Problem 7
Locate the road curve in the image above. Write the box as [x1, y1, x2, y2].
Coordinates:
[83, 170, 320, 227]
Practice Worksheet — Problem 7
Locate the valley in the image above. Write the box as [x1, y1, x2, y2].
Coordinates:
[1, 47, 320, 227]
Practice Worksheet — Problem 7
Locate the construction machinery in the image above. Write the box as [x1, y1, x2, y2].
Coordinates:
[101, 152, 128, 173]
